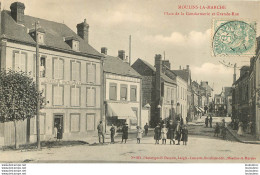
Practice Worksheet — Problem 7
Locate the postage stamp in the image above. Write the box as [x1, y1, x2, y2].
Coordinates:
[212, 19, 256, 56]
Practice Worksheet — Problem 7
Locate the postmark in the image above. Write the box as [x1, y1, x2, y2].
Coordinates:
[212, 19, 256, 56]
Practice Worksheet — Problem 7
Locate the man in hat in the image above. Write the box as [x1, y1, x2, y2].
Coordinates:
[121, 123, 129, 143]
[97, 121, 105, 143]
[144, 123, 149, 136]
[110, 124, 116, 143]
[175, 121, 181, 145]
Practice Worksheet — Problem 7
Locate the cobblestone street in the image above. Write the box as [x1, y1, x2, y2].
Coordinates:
[0, 117, 259, 163]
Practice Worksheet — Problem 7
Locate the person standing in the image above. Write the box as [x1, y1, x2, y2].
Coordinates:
[144, 123, 149, 136]
[209, 115, 213, 128]
[161, 124, 168, 144]
[54, 123, 58, 141]
[154, 124, 161, 144]
[110, 124, 116, 143]
[214, 122, 220, 137]
[175, 121, 181, 145]
[237, 122, 244, 136]
[205, 116, 209, 127]
[167, 120, 175, 145]
[181, 125, 188, 145]
[97, 121, 105, 143]
[121, 123, 128, 143]
[136, 126, 143, 144]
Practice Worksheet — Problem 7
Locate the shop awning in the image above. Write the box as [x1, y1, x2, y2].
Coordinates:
[198, 107, 204, 112]
[106, 103, 137, 120]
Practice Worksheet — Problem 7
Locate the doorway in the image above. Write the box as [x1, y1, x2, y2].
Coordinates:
[54, 115, 63, 137]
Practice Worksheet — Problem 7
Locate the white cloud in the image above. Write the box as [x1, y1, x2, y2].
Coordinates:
[145, 29, 211, 47]
[191, 63, 233, 94]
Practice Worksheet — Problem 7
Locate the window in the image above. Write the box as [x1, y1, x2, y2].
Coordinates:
[53, 58, 64, 79]
[71, 61, 81, 81]
[87, 63, 96, 83]
[131, 108, 138, 125]
[171, 89, 175, 101]
[130, 85, 137, 101]
[120, 84, 127, 101]
[70, 114, 80, 132]
[13, 51, 27, 72]
[109, 83, 117, 100]
[71, 87, 80, 107]
[53, 85, 64, 106]
[40, 57, 46, 77]
[86, 87, 96, 107]
[86, 114, 95, 131]
[38, 33, 44, 44]
[167, 88, 171, 103]
[72, 40, 79, 51]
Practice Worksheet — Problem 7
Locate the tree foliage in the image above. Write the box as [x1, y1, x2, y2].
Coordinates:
[0, 69, 44, 123]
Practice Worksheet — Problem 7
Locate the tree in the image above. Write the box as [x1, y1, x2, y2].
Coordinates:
[0, 70, 44, 149]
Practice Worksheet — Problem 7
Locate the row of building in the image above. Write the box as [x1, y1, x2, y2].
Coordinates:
[231, 37, 260, 139]
[0, 2, 213, 146]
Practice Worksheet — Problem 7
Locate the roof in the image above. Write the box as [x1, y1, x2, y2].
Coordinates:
[171, 69, 189, 82]
[1, 10, 102, 59]
[137, 59, 176, 84]
[103, 55, 141, 78]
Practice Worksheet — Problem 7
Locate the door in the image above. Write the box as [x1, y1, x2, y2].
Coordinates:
[54, 115, 64, 138]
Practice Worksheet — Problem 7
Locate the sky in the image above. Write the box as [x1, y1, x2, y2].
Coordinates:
[2, 0, 260, 94]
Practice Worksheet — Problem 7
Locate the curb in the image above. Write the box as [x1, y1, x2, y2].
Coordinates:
[226, 127, 260, 144]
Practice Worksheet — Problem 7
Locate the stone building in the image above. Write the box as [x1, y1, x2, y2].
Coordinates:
[0, 2, 103, 146]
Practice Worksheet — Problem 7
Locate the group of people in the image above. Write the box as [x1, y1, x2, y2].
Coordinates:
[97, 119, 188, 145]
[153, 120, 188, 145]
[205, 115, 213, 128]
[214, 119, 227, 139]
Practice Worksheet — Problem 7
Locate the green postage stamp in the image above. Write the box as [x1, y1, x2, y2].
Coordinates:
[212, 19, 256, 56]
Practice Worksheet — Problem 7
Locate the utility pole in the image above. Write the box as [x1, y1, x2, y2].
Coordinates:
[35, 21, 41, 149]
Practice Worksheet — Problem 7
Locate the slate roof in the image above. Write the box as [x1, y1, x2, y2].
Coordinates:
[103, 55, 141, 78]
[1, 10, 102, 59]
[171, 69, 189, 82]
[137, 59, 176, 84]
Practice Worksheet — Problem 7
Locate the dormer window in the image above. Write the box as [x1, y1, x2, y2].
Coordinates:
[65, 36, 80, 52]
[29, 28, 45, 45]
[72, 40, 79, 51]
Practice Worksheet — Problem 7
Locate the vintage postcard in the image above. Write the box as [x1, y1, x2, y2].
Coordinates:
[0, 0, 260, 165]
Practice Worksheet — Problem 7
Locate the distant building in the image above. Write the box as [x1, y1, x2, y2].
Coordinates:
[132, 55, 177, 127]
[101, 48, 142, 130]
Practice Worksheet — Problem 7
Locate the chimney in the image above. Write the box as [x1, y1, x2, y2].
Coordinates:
[101, 47, 107, 55]
[10, 2, 25, 24]
[162, 60, 171, 69]
[77, 19, 89, 43]
[186, 65, 189, 70]
[118, 50, 125, 61]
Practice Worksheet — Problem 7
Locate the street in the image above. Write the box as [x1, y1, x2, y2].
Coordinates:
[0, 116, 259, 163]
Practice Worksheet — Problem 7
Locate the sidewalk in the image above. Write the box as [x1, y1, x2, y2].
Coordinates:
[226, 126, 260, 144]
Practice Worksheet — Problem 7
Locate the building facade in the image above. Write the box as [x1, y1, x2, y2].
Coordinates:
[102, 48, 142, 130]
[0, 2, 103, 146]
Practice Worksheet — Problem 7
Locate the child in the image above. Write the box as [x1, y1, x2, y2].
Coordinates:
[136, 126, 143, 144]
[181, 125, 188, 145]
[161, 124, 168, 144]
[154, 124, 161, 144]
[214, 122, 220, 137]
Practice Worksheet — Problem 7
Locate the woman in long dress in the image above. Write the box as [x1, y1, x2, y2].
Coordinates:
[237, 122, 244, 136]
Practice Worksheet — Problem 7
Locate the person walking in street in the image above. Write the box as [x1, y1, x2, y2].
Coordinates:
[136, 126, 143, 144]
[121, 123, 128, 143]
[97, 121, 105, 143]
[181, 125, 188, 145]
[154, 124, 161, 144]
[167, 120, 175, 145]
[161, 124, 168, 144]
[144, 123, 149, 136]
[110, 124, 116, 144]
[209, 115, 213, 128]
[175, 121, 181, 145]
[205, 116, 209, 127]
[214, 122, 220, 137]
[237, 121, 244, 136]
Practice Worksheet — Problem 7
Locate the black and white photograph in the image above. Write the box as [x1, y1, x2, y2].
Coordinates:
[0, 0, 259, 169]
